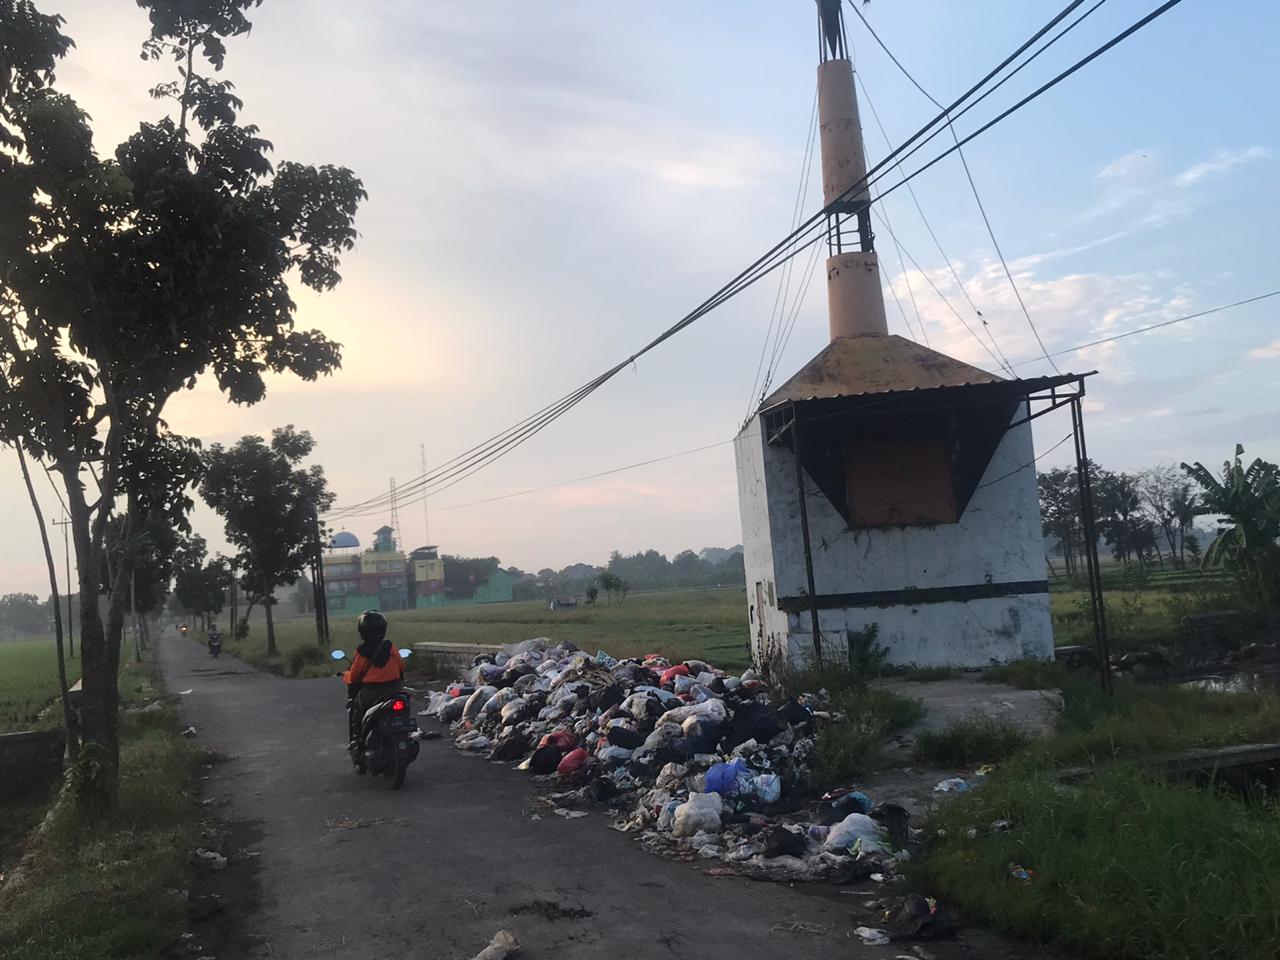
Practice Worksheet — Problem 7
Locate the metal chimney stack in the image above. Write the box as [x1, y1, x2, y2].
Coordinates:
[816, 1, 889, 341]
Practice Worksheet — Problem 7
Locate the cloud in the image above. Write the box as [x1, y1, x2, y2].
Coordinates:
[1171, 146, 1270, 187]
[1249, 338, 1280, 360]
[1098, 149, 1157, 181]
[1081, 145, 1270, 224]
[884, 254, 1196, 380]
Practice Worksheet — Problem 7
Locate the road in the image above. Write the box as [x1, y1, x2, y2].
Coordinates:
[160, 637, 916, 960]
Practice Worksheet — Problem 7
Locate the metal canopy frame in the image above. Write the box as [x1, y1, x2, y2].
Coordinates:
[774, 371, 1112, 690]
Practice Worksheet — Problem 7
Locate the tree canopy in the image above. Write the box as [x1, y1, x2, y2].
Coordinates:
[201, 426, 333, 655]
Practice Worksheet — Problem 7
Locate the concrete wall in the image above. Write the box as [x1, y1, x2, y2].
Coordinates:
[735, 408, 1053, 670]
[734, 419, 795, 675]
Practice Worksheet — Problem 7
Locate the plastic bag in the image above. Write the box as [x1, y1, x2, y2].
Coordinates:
[824, 812, 888, 854]
[597, 745, 633, 764]
[704, 758, 748, 796]
[556, 747, 589, 776]
[462, 685, 498, 720]
[482, 687, 519, 714]
[749, 773, 782, 804]
[671, 792, 724, 837]
[438, 698, 466, 724]
[660, 664, 691, 686]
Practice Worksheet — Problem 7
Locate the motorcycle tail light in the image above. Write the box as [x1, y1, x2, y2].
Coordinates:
[391, 699, 407, 713]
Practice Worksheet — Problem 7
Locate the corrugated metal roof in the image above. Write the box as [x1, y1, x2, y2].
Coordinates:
[761, 334, 1003, 408]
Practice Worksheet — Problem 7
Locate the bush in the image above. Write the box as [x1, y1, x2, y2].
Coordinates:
[286, 643, 326, 677]
[812, 685, 924, 789]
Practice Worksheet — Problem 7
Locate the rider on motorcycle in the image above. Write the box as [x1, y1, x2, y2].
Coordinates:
[343, 610, 405, 750]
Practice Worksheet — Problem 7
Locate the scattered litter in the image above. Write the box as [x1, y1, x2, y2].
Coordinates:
[1007, 863, 1037, 883]
[769, 919, 830, 935]
[883, 894, 954, 941]
[933, 777, 969, 794]
[182, 726, 198, 738]
[553, 808, 589, 819]
[854, 926, 891, 945]
[178, 689, 194, 695]
[467, 929, 521, 960]
[192, 848, 226, 870]
[510, 899, 592, 921]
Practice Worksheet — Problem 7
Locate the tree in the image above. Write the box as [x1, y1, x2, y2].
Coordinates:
[442, 555, 501, 600]
[0, 592, 46, 636]
[1139, 464, 1199, 567]
[598, 570, 621, 604]
[0, 1, 362, 809]
[201, 427, 333, 655]
[172, 534, 229, 629]
[1094, 470, 1151, 566]
[1182, 445, 1280, 608]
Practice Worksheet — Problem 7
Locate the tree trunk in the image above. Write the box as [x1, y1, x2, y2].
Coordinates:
[16, 449, 79, 760]
[65, 483, 118, 812]
[264, 601, 277, 657]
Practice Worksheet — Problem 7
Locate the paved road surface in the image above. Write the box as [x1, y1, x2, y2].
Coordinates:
[161, 637, 897, 960]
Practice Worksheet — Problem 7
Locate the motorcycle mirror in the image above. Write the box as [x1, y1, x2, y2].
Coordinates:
[399, 648, 413, 658]
[330, 649, 347, 661]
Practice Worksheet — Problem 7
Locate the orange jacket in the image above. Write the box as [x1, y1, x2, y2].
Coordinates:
[344, 646, 404, 686]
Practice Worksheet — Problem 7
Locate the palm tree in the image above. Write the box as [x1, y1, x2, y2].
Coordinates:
[1182, 445, 1280, 607]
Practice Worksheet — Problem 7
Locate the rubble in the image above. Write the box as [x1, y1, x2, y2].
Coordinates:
[422, 638, 916, 885]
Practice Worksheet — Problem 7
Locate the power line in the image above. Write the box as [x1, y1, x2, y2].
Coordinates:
[348, 289, 1279, 523]
[327, 0, 1182, 519]
[1012, 290, 1280, 366]
[746, 86, 819, 418]
[848, 0, 1113, 375]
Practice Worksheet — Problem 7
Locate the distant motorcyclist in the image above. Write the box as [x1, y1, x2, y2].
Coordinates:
[343, 610, 405, 746]
[207, 625, 223, 657]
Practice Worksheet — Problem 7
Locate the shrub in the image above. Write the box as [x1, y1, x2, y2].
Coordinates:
[913, 715, 1032, 766]
[286, 643, 326, 677]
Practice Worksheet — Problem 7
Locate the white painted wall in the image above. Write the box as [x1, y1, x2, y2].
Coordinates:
[733, 418, 792, 672]
[733, 408, 1054, 671]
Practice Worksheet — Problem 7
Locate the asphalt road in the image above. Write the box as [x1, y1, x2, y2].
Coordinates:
[160, 637, 909, 960]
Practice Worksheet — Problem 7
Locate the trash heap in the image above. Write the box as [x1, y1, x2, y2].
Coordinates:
[421, 638, 913, 884]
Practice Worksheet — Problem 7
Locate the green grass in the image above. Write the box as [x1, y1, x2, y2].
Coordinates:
[0, 656, 203, 960]
[914, 716, 1032, 766]
[912, 667, 1280, 960]
[913, 764, 1280, 960]
[229, 587, 754, 675]
[983, 659, 1070, 690]
[0, 640, 79, 734]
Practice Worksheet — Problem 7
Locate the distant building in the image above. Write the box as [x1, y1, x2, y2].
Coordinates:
[472, 568, 515, 604]
[323, 526, 412, 613]
[409, 546, 446, 608]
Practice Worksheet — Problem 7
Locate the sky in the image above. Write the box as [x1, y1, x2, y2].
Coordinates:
[3, 0, 1278, 593]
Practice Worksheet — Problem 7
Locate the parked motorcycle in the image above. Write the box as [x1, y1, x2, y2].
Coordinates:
[207, 630, 223, 657]
[331, 648, 421, 789]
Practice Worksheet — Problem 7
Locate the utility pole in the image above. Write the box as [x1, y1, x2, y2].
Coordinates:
[420, 443, 431, 548]
[50, 515, 75, 658]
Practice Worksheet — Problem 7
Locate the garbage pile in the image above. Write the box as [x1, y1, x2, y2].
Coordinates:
[420, 638, 913, 884]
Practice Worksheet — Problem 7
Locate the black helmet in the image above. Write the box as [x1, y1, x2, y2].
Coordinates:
[357, 609, 388, 643]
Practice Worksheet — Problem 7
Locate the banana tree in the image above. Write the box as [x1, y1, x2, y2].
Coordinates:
[1181, 445, 1280, 607]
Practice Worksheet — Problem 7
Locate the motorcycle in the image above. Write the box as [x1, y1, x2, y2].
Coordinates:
[207, 631, 223, 657]
[331, 648, 421, 790]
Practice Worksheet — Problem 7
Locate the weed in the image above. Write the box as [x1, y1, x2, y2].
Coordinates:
[983, 659, 1068, 690]
[286, 643, 326, 677]
[895, 666, 956, 682]
[913, 716, 1032, 766]
[812, 685, 924, 788]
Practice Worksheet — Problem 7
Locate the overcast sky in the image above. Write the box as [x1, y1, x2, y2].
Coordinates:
[3, 0, 1277, 593]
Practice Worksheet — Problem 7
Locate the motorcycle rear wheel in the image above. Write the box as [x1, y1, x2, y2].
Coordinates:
[386, 733, 407, 790]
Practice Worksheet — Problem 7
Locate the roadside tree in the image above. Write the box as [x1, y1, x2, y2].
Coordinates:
[200, 427, 334, 656]
[0, 1, 362, 808]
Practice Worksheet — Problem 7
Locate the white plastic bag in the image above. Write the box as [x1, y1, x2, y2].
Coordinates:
[824, 812, 888, 854]
[672, 792, 724, 837]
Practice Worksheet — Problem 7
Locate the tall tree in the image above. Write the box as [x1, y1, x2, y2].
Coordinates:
[200, 426, 334, 655]
[0, 1, 362, 808]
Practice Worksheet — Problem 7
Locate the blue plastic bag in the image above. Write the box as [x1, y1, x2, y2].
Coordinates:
[704, 758, 748, 796]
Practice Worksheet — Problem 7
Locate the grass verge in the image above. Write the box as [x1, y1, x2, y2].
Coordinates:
[912, 762, 1280, 960]
[0, 657, 203, 960]
[913, 716, 1032, 767]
